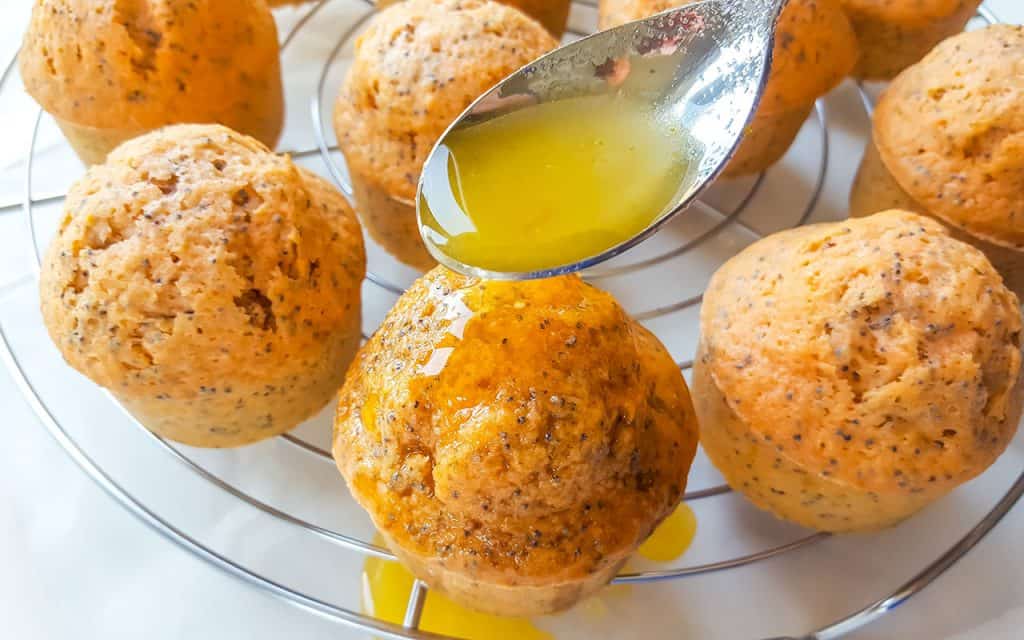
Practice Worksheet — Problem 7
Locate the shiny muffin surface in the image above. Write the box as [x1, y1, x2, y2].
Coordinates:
[697, 210, 1022, 530]
[333, 267, 698, 611]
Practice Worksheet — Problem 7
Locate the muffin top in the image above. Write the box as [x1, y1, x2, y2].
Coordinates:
[499, 0, 571, 36]
[333, 0, 557, 201]
[838, 0, 972, 23]
[598, 0, 858, 112]
[378, 0, 570, 36]
[334, 267, 697, 584]
[700, 210, 1022, 495]
[874, 25, 1024, 249]
[20, 0, 281, 133]
[40, 124, 365, 399]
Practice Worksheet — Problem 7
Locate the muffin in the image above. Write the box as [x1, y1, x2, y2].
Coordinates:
[598, 0, 858, 177]
[377, 0, 571, 36]
[333, 0, 557, 269]
[695, 210, 1023, 533]
[40, 124, 366, 448]
[850, 25, 1024, 299]
[333, 267, 698, 615]
[20, 0, 284, 166]
[839, 0, 981, 80]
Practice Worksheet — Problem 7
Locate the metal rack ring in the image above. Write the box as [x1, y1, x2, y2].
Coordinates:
[1, 2, 1020, 640]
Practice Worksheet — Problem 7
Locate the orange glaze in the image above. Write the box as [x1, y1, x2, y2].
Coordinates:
[335, 267, 700, 616]
[361, 504, 695, 638]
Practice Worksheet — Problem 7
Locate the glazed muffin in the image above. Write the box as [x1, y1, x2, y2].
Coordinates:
[850, 25, 1024, 299]
[598, 0, 858, 176]
[377, 0, 571, 36]
[334, 267, 698, 615]
[333, 0, 557, 269]
[40, 124, 366, 448]
[20, 0, 284, 166]
[839, 0, 981, 80]
[695, 210, 1023, 533]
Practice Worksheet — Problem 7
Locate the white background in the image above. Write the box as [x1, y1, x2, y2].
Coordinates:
[1, 2, 1022, 639]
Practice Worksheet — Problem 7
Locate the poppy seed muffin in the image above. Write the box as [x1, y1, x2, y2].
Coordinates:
[850, 25, 1024, 299]
[333, 267, 698, 615]
[695, 210, 1023, 533]
[377, 0, 571, 36]
[333, 0, 557, 269]
[839, 0, 981, 80]
[598, 0, 858, 176]
[19, 0, 284, 166]
[40, 124, 366, 448]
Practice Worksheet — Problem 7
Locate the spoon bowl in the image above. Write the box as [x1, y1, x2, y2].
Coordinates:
[417, 0, 787, 280]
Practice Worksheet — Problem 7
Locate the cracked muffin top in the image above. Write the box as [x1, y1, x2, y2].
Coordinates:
[20, 0, 283, 146]
[40, 124, 365, 401]
[333, 0, 557, 200]
[333, 267, 698, 585]
[874, 25, 1024, 249]
[598, 0, 858, 113]
[700, 210, 1022, 495]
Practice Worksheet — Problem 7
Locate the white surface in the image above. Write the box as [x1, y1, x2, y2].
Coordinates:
[1, 2, 1022, 639]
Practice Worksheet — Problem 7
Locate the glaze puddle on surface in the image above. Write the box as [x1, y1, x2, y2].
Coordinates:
[361, 505, 696, 638]
[637, 503, 698, 563]
[361, 549, 551, 640]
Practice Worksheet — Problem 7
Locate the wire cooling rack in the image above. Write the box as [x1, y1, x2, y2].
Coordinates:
[0, 2, 1022, 639]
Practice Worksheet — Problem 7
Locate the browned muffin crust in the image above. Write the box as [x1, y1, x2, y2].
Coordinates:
[333, 0, 557, 267]
[334, 267, 698, 614]
[377, 0, 571, 36]
[873, 24, 1024, 250]
[696, 210, 1022, 531]
[335, 0, 557, 201]
[839, 0, 981, 80]
[20, 0, 284, 164]
[598, 0, 858, 176]
[41, 124, 365, 447]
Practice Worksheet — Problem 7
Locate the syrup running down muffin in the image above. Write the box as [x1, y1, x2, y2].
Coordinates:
[20, 0, 284, 166]
[41, 124, 366, 447]
[598, 0, 858, 176]
[850, 25, 1024, 299]
[334, 267, 699, 615]
[695, 210, 1022, 532]
[333, 0, 557, 269]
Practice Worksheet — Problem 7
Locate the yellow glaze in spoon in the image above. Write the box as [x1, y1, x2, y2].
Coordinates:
[416, 0, 786, 279]
[419, 93, 693, 275]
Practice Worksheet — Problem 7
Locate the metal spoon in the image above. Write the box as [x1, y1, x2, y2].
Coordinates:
[417, 0, 787, 280]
